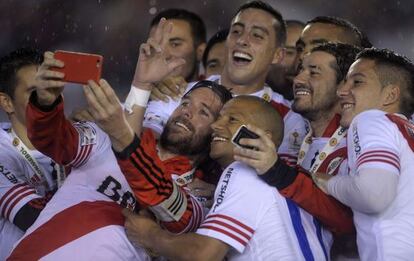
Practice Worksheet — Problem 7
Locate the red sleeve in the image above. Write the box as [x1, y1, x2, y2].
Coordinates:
[26, 94, 79, 165]
[280, 171, 354, 235]
[115, 131, 203, 233]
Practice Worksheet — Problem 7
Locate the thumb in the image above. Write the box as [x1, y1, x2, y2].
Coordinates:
[122, 208, 134, 218]
[167, 58, 186, 72]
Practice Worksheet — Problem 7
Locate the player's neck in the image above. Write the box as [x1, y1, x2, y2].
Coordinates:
[220, 73, 265, 95]
[309, 110, 338, 138]
[10, 117, 35, 150]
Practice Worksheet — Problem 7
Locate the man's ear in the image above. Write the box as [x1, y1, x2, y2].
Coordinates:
[382, 84, 400, 106]
[271, 47, 285, 65]
[0, 92, 14, 114]
[196, 43, 207, 62]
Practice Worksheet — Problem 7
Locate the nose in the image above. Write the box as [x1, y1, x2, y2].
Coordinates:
[236, 32, 249, 47]
[337, 80, 351, 98]
[211, 117, 225, 132]
[181, 104, 193, 119]
[293, 70, 307, 87]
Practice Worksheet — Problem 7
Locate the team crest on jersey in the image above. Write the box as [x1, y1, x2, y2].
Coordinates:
[289, 131, 302, 150]
[74, 123, 97, 146]
[12, 137, 20, 147]
[326, 157, 344, 175]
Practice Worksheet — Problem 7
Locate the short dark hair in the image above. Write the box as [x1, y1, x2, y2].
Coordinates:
[307, 16, 372, 48]
[0, 47, 42, 99]
[356, 48, 414, 117]
[184, 80, 233, 105]
[202, 28, 229, 68]
[235, 1, 286, 46]
[286, 20, 305, 28]
[150, 9, 206, 47]
[311, 43, 361, 83]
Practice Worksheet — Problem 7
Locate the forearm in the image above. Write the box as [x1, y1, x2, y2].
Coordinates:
[327, 168, 398, 214]
[146, 228, 224, 261]
[260, 159, 354, 234]
[26, 92, 78, 165]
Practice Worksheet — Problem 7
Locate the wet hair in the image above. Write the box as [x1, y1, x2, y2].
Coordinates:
[232, 95, 284, 146]
[235, 1, 287, 46]
[0, 47, 42, 99]
[183, 80, 233, 105]
[151, 9, 206, 47]
[307, 16, 372, 48]
[311, 43, 362, 83]
[356, 48, 414, 117]
[202, 28, 229, 68]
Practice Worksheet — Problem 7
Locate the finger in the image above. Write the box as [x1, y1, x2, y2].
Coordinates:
[147, 38, 162, 53]
[191, 189, 214, 198]
[37, 69, 65, 80]
[99, 79, 121, 105]
[167, 58, 186, 75]
[139, 43, 152, 56]
[238, 138, 267, 151]
[122, 208, 134, 218]
[234, 155, 261, 169]
[233, 146, 263, 160]
[36, 79, 65, 89]
[83, 84, 107, 119]
[157, 82, 175, 97]
[162, 77, 181, 97]
[87, 80, 112, 108]
[175, 76, 188, 96]
[151, 85, 169, 102]
[44, 51, 64, 68]
[153, 17, 167, 44]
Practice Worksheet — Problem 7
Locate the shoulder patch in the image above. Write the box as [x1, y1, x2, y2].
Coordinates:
[74, 122, 97, 146]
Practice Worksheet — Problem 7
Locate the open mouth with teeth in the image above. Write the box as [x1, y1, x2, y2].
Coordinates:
[174, 121, 191, 132]
[294, 87, 312, 97]
[211, 134, 228, 143]
[341, 103, 354, 111]
[232, 51, 253, 65]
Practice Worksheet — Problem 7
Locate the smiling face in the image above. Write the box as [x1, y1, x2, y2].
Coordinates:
[338, 58, 387, 127]
[223, 8, 281, 86]
[292, 51, 339, 120]
[160, 87, 223, 156]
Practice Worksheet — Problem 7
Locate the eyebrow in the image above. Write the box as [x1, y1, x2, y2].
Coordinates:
[349, 72, 366, 78]
[169, 37, 184, 42]
[231, 22, 269, 36]
[206, 59, 219, 65]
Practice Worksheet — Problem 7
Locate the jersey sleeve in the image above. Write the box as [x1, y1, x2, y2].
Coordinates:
[113, 131, 204, 234]
[196, 162, 270, 253]
[348, 110, 400, 175]
[26, 93, 100, 168]
[0, 161, 42, 226]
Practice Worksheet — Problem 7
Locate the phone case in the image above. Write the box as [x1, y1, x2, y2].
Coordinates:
[231, 125, 259, 149]
[53, 50, 103, 84]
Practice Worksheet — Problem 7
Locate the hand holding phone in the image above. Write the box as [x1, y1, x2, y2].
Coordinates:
[53, 50, 103, 84]
[231, 125, 259, 150]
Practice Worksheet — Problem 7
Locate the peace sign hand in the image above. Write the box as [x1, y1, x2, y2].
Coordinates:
[132, 18, 186, 88]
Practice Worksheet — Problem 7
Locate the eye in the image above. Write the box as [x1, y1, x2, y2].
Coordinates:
[170, 41, 182, 48]
[207, 61, 218, 69]
[230, 27, 241, 35]
[181, 101, 189, 107]
[253, 32, 264, 39]
[229, 116, 238, 123]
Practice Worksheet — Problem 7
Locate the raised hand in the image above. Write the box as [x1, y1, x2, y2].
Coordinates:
[35, 51, 65, 106]
[233, 124, 279, 175]
[82, 79, 134, 151]
[132, 18, 186, 88]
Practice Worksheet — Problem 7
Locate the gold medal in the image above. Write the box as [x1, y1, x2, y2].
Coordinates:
[329, 138, 338, 147]
[12, 137, 19, 146]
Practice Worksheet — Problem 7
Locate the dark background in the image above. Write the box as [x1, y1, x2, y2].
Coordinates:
[1, 0, 413, 120]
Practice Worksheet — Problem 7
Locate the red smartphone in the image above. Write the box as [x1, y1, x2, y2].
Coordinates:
[53, 50, 103, 84]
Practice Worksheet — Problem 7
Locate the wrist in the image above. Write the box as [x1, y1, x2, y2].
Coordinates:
[131, 81, 153, 91]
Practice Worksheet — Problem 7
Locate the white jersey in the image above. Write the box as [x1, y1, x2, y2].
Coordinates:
[347, 110, 414, 261]
[143, 74, 307, 166]
[9, 122, 150, 260]
[196, 162, 331, 261]
[0, 122, 57, 260]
